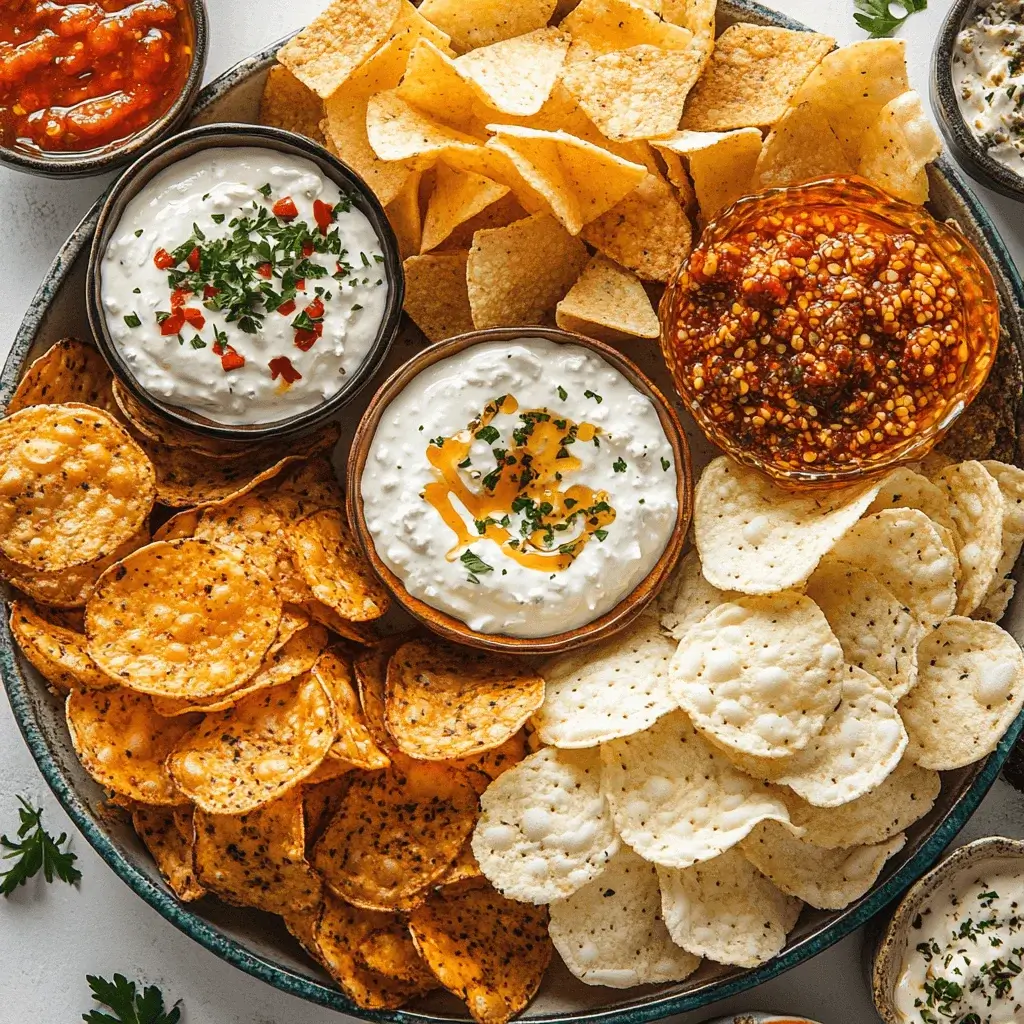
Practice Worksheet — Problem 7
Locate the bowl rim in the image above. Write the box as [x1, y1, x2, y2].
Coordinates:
[85, 121, 406, 443]
[345, 326, 693, 655]
[931, 0, 1024, 203]
[2, 5, 1024, 1022]
[0, 0, 211, 180]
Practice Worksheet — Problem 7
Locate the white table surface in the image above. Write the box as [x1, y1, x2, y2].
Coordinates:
[3, 2, 1024, 1021]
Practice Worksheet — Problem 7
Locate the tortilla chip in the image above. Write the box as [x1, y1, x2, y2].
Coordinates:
[403, 252, 475, 342]
[397, 39, 487, 130]
[259, 65, 325, 143]
[858, 90, 941, 204]
[418, 0, 558, 53]
[313, 648, 392, 769]
[385, 168, 424, 260]
[7, 337, 114, 414]
[409, 884, 552, 1024]
[662, 0, 716, 61]
[132, 805, 205, 901]
[467, 212, 589, 328]
[752, 101, 852, 190]
[421, 163, 511, 253]
[367, 89, 483, 167]
[562, 0, 693, 61]
[356, 921, 437, 986]
[682, 24, 835, 131]
[555, 254, 659, 342]
[10, 599, 113, 692]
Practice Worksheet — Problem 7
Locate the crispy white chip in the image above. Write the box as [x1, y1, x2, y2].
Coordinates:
[548, 847, 701, 988]
[533, 615, 676, 748]
[899, 616, 1024, 771]
[867, 467, 960, 544]
[858, 90, 941, 205]
[694, 456, 881, 594]
[472, 747, 619, 903]
[658, 849, 801, 968]
[979, 461, 1024, 617]
[600, 711, 793, 869]
[657, 549, 736, 642]
[669, 593, 844, 759]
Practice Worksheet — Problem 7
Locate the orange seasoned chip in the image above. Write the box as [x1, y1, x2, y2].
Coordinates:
[0, 404, 155, 572]
[271, 604, 313, 653]
[304, 599, 381, 645]
[357, 921, 437, 986]
[7, 338, 114, 415]
[403, 252, 475, 342]
[263, 457, 344, 520]
[152, 509, 200, 543]
[86, 539, 282, 700]
[312, 759, 478, 911]
[439, 839, 483, 887]
[67, 687, 198, 805]
[259, 64, 326, 143]
[193, 792, 323, 915]
[313, 648, 392, 769]
[304, 773, 352, 846]
[409, 884, 552, 1024]
[452, 730, 528, 782]
[10, 600, 113, 692]
[132, 804, 205, 902]
[287, 507, 391, 622]
[385, 640, 544, 761]
[353, 640, 404, 750]
[168, 673, 337, 815]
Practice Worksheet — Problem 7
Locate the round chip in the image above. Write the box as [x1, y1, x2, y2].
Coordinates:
[168, 672, 337, 814]
[533, 614, 677, 748]
[353, 640, 404, 751]
[132, 805, 205, 902]
[668, 592, 844, 758]
[409, 883, 552, 1024]
[472, 747, 619, 904]
[356, 922, 437, 987]
[7, 337, 115, 414]
[385, 640, 544, 760]
[866, 467, 961, 545]
[899, 616, 1024, 771]
[86, 538, 282, 700]
[152, 508, 201, 542]
[262, 456, 344, 520]
[0, 404, 155, 571]
[66, 687, 198, 805]
[286, 507, 391, 622]
[450, 730, 527, 782]
[600, 711, 793, 869]
[548, 847, 701, 989]
[312, 648, 391, 770]
[658, 849, 802, 968]
[980, 460, 1024, 614]
[10, 599, 113, 692]
[312, 759, 478, 911]
[657, 548, 737, 642]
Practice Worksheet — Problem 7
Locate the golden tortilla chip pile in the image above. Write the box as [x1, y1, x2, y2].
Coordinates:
[262, 0, 940, 346]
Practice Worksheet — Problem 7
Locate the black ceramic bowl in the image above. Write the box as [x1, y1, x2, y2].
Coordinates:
[0, 0, 209, 180]
[85, 122, 405, 444]
[932, 0, 1024, 202]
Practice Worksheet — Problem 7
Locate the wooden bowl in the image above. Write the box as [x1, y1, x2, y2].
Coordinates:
[346, 327, 693, 655]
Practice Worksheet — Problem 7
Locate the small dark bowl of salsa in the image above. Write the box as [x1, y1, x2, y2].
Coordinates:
[0, 0, 208, 178]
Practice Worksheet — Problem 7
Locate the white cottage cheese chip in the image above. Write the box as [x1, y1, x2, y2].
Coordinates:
[980, 460, 1024, 618]
[657, 549, 737, 642]
[831, 508, 958, 627]
[740, 821, 906, 910]
[600, 711, 793, 869]
[548, 846, 701, 988]
[658, 849, 801, 968]
[805, 559, 925, 701]
[472, 746, 619, 903]
[867, 467, 961, 545]
[533, 615, 677, 748]
[668, 592, 844, 758]
[936, 462, 1003, 616]
[975, 578, 1017, 624]
[693, 456, 881, 594]
[899, 616, 1024, 771]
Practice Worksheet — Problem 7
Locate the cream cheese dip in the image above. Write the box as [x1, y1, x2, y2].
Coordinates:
[101, 147, 389, 425]
[361, 338, 679, 638]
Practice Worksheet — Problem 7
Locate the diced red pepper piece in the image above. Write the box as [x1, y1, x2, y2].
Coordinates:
[295, 278, 306, 292]
[294, 322, 324, 352]
[306, 296, 325, 320]
[273, 197, 298, 220]
[186, 247, 200, 271]
[203, 285, 219, 299]
[313, 199, 335, 234]
[153, 248, 176, 270]
[257, 262, 273, 279]
[170, 287, 191, 309]
[301, 242, 314, 258]
[269, 356, 302, 384]
[182, 307, 205, 329]
[220, 347, 245, 372]
[159, 311, 185, 336]
[277, 298, 296, 316]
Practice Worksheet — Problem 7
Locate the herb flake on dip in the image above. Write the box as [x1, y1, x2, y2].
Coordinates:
[100, 147, 388, 425]
[360, 338, 679, 638]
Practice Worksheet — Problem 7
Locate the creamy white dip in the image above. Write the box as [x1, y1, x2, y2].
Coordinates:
[896, 860, 1024, 1023]
[361, 338, 679, 638]
[954, 0, 1024, 175]
[101, 147, 388, 425]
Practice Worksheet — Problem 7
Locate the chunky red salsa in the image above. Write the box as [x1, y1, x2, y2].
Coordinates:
[0, 0, 194, 155]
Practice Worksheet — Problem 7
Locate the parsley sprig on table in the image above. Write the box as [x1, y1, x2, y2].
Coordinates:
[0, 796, 80, 896]
[853, 0, 927, 38]
[83, 974, 181, 1024]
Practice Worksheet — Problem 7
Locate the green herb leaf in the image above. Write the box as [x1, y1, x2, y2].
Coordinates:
[123, 313, 141, 329]
[258, 183, 273, 197]
[83, 973, 181, 1024]
[189, 335, 207, 350]
[613, 457, 627, 473]
[595, 528, 609, 541]
[853, 0, 926, 37]
[133, 229, 143, 238]
[460, 549, 494, 575]
[475, 425, 500, 444]
[557, 385, 568, 401]
[661, 457, 671, 472]
[211, 214, 225, 224]
[583, 389, 603, 404]
[1, 796, 81, 897]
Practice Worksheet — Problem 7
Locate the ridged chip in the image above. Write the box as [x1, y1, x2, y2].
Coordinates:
[7, 338, 114, 414]
[11, 600, 113, 692]
[313, 648, 391, 769]
[658, 849, 802, 968]
[356, 921, 437, 986]
[548, 847, 700, 989]
[693, 456, 881, 594]
[312, 759, 478, 911]
[67, 687, 198, 805]
[132, 805, 205, 902]
[899, 616, 1024, 771]
[472, 747, 618, 903]
[657, 548, 736, 642]
[287, 507, 390, 622]
[533, 615, 676, 748]
[409, 883, 552, 1024]
[668, 592, 844, 758]
[168, 673, 337, 814]
[740, 821, 906, 910]
[86, 539, 282, 700]
[385, 639, 544, 760]
[600, 711, 792, 868]
[194, 792, 322, 914]
[0, 404, 155, 571]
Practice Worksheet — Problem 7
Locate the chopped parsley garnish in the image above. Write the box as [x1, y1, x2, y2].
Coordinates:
[613, 457, 627, 473]
[133, 229, 143, 238]
[189, 335, 206, 350]
[557, 385, 568, 401]
[583, 389, 603, 403]
[211, 213, 225, 224]
[83, 973, 181, 1024]
[661, 457, 671, 472]
[429, 436, 445, 448]
[853, 0, 926, 38]
[475, 425, 500, 444]
[123, 313, 141, 329]
[458, 457, 472, 469]
[594, 528, 609, 541]
[257, 182, 273, 197]
[460, 549, 494, 575]
[1, 796, 80, 897]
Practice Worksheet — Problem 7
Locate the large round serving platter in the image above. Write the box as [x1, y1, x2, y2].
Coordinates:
[3, 2, 1024, 1020]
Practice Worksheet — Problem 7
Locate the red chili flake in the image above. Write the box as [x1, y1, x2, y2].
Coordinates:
[313, 199, 335, 234]
[295, 278, 306, 291]
[302, 242, 314, 258]
[277, 298, 296, 316]
[220, 347, 245, 372]
[273, 197, 299, 220]
[269, 356, 302, 384]
[294, 323, 323, 351]
[257, 262, 273, 279]
[306, 296, 325, 320]
[159, 311, 185, 336]
[186, 247, 200, 272]
[203, 285, 219, 299]
[212, 338, 225, 356]
[182, 307, 205, 330]
[153, 248, 175, 270]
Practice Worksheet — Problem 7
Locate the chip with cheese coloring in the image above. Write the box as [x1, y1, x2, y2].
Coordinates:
[7, 337, 114, 415]
[11, 600, 114, 693]
[313, 647, 391, 769]
[132, 805, 205, 902]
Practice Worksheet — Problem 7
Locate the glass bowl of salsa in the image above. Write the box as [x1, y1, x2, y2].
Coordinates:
[0, 0, 208, 178]
[660, 176, 1001, 489]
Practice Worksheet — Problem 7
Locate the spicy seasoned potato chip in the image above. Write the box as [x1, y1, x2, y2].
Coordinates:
[313, 648, 392, 769]
[10, 600, 112, 693]
[7, 338, 114, 415]
[132, 805, 205, 902]
[555, 254, 659, 342]
[356, 920, 437, 985]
